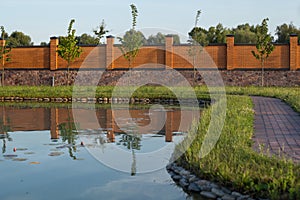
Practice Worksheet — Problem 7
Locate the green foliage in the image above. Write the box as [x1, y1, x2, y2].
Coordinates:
[7, 31, 33, 47]
[40, 42, 49, 46]
[0, 26, 12, 86]
[146, 32, 180, 45]
[251, 18, 275, 87]
[118, 4, 143, 67]
[76, 33, 98, 45]
[194, 10, 201, 27]
[275, 23, 300, 43]
[232, 23, 257, 44]
[57, 19, 82, 85]
[189, 23, 231, 45]
[130, 4, 138, 30]
[188, 27, 209, 47]
[147, 32, 165, 45]
[93, 20, 109, 44]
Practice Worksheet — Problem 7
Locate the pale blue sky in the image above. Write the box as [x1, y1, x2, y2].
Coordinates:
[1, 0, 300, 44]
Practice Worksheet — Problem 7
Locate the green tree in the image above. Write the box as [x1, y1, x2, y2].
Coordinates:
[275, 23, 300, 43]
[188, 27, 208, 46]
[7, 31, 33, 47]
[147, 32, 165, 45]
[57, 19, 82, 85]
[40, 42, 49, 46]
[189, 22, 231, 45]
[251, 18, 275, 87]
[232, 23, 257, 44]
[188, 10, 206, 85]
[118, 4, 144, 68]
[93, 20, 109, 44]
[146, 32, 180, 45]
[77, 33, 98, 45]
[0, 26, 11, 86]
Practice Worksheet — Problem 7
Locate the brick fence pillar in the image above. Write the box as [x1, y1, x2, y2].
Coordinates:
[226, 34, 235, 70]
[165, 35, 174, 69]
[0, 39, 5, 47]
[289, 34, 298, 71]
[106, 35, 115, 70]
[0, 39, 6, 69]
[50, 108, 59, 139]
[50, 37, 59, 70]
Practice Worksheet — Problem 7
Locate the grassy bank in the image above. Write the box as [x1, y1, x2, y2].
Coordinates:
[175, 95, 300, 199]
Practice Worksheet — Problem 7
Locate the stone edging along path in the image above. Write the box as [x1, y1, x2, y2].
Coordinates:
[0, 96, 210, 105]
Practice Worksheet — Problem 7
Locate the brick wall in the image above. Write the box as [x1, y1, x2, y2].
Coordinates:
[0, 34, 299, 86]
[1, 34, 299, 71]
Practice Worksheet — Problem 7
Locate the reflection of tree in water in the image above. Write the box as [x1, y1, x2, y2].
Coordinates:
[118, 133, 141, 176]
[0, 118, 11, 154]
[120, 134, 141, 150]
[58, 111, 79, 160]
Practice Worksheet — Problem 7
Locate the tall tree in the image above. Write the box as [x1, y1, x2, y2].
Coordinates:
[188, 27, 208, 47]
[232, 23, 257, 44]
[7, 31, 33, 47]
[188, 10, 206, 85]
[57, 19, 82, 85]
[251, 18, 275, 87]
[147, 32, 165, 45]
[76, 33, 98, 45]
[118, 4, 144, 68]
[0, 26, 11, 86]
[146, 32, 180, 45]
[275, 23, 300, 43]
[40, 42, 49, 46]
[93, 20, 109, 44]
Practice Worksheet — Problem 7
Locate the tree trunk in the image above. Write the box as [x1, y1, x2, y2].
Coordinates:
[67, 61, 70, 86]
[261, 59, 265, 87]
[1, 69, 4, 86]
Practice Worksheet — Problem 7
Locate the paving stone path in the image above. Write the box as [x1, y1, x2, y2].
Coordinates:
[252, 96, 300, 163]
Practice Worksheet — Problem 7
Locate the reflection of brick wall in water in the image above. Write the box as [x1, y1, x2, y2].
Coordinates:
[0, 107, 196, 142]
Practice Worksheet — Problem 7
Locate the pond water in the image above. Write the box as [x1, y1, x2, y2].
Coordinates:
[0, 105, 200, 200]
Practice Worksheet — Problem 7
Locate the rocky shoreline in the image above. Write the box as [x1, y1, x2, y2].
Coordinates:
[166, 162, 268, 200]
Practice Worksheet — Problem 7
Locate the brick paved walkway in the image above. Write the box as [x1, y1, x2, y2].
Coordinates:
[252, 96, 300, 163]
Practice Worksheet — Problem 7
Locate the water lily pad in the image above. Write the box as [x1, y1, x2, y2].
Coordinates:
[3, 154, 18, 158]
[29, 161, 40, 165]
[44, 143, 64, 146]
[24, 152, 35, 155]
[12, 158, 28, 162]
[16, 148, 28, 151]
[48, 152, 64, 156]
[56, 144, 73, 149]
[50, 148, 58, 151]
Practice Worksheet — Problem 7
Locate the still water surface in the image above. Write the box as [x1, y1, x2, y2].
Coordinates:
[0, 105, 199, 200]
